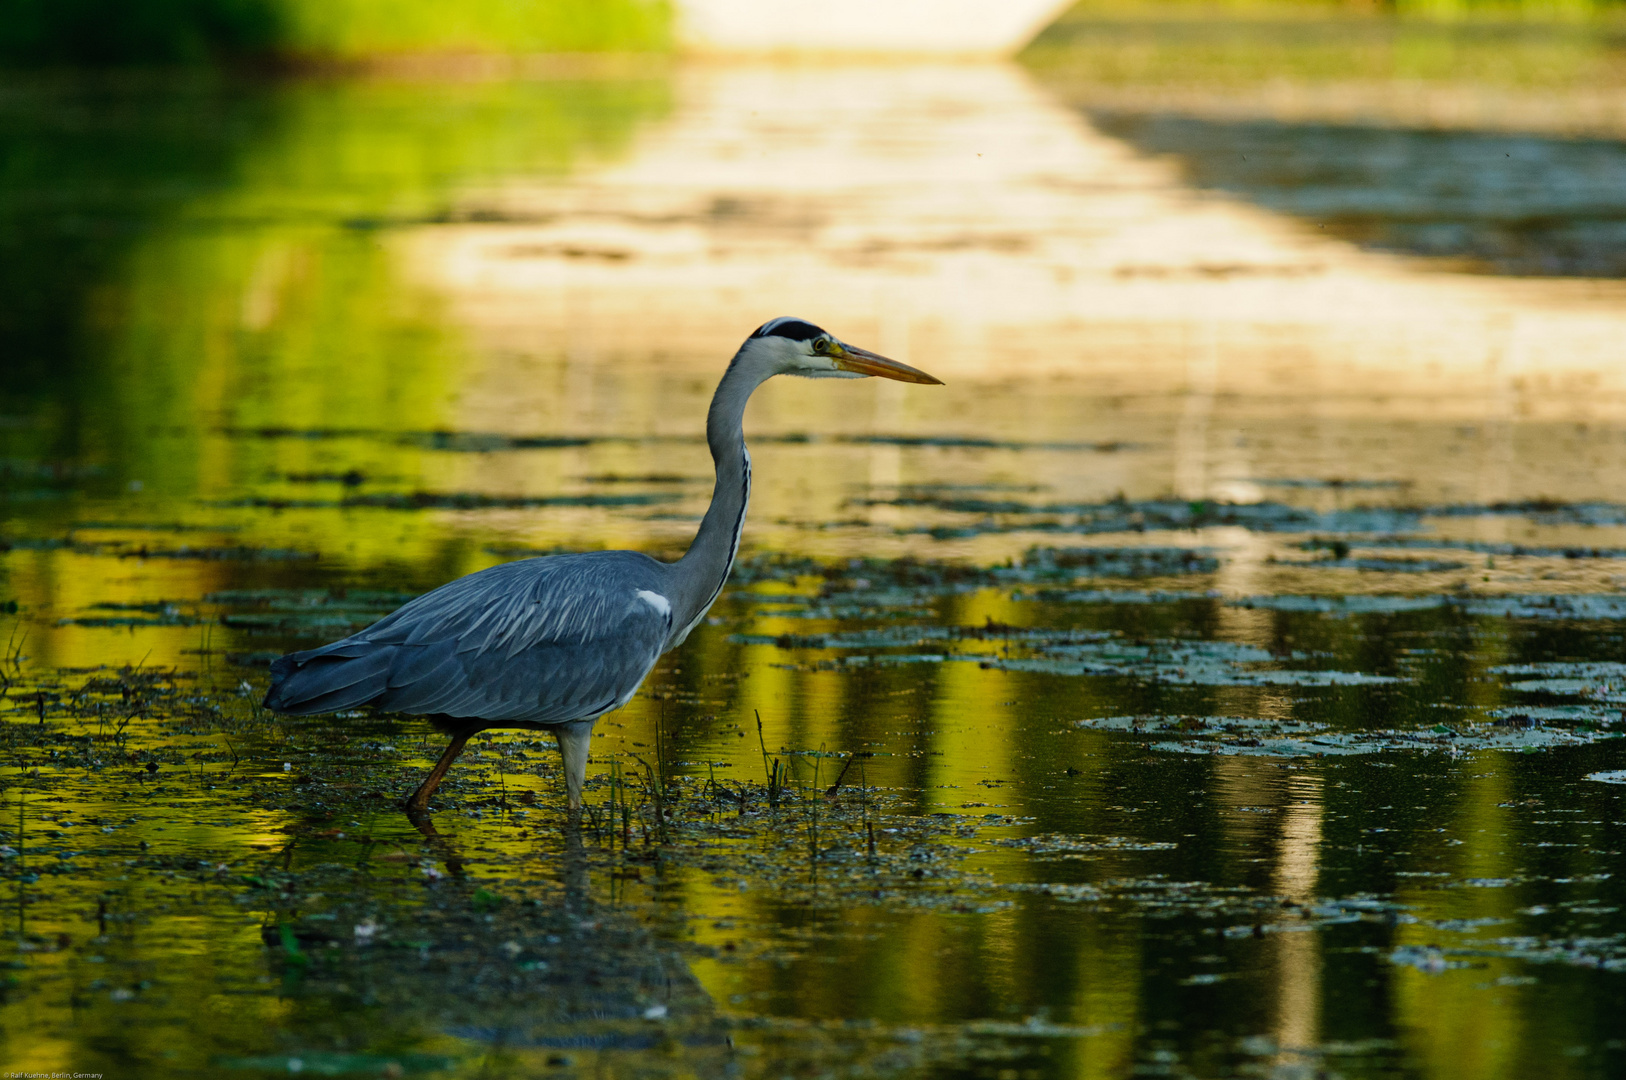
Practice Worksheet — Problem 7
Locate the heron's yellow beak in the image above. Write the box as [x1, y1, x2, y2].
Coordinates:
[829, 343, 943, 384]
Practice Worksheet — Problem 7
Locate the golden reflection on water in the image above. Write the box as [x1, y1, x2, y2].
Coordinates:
[3, 49, 1626, 1080]
[398, 58, 1626, 578]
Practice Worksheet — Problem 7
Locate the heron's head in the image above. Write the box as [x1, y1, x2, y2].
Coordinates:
[735, 317, 942, 385]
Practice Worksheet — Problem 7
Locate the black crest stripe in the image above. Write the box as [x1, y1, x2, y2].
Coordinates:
[753, 318, 824, 341]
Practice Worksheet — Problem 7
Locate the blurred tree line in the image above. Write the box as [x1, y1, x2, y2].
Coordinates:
[1056, 0, 1624, 18]
[0, 0, 670, 64]
[2, 0, 1616, 65]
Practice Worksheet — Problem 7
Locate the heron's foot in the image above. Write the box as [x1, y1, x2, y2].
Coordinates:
[401, 731, 472, 824]
[403, 782, 435, 816]
[405, 805, 440, 836]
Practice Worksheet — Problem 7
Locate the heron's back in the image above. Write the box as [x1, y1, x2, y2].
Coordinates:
[263, 551, 675, 724]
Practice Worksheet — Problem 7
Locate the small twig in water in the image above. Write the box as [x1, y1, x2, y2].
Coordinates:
[755, 711, 784, 809]
[809, 754, 821, 884]
[824, 752, 858, 799]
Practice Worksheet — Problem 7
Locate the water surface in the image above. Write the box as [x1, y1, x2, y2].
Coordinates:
[4, 44, 1626, 1080]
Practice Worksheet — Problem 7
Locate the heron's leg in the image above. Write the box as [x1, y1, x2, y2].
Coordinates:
[405, 731, 473, 816]
[554, 721, 595, 811]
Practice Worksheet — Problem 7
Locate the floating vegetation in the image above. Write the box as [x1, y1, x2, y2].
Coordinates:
[220, 426, 601, 450]
[1250, 477, 1412, 490]
[849, 493, 1626, 540]
[216, 1052, 456, 1074]
[217, 492, 682, 511]
[284, 469, 368, 486]
[833, 434, 1134, 452]
[580, 473, 704, 485]
[1019, 587, 1216, 605]
[731, 546, 1217, 590]
[732, 624, 1111, 652]
[874, 496, 1427, 537]
[1230, 594, 1448, 614]
[992, 834, 1180, 855]
[1488, 705, 1624, 725]
[978, 638, 1397, 687]
[1428, 501, 1626, 527]
[1232, 593, 1626, 620]
[1075, 715, 1327, 735]
[72, 520, 245, 533]
[1393, 938, 1626, 974]
[1020, 546, 1219, 577]
[1493, 662, 1626, 704]
[0, 534, 318, 561]
[1114, 717, 1626, 756]
[1275, 556, 1467, 573]
[208, 588, 420, 636]
[1350, 537, 1626, 560]
[58, 602, 204, 628]
[1389, 946, 1479, 973]
[721, 548, 1221, 620]
[1462, 595, 1626, 621]
[220, 428, 1134, 456]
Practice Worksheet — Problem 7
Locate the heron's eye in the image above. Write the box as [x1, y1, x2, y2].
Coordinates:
[813, 339, 829, 354]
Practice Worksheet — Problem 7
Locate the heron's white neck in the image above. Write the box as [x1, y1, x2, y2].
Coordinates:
[668, 358, 768, 645]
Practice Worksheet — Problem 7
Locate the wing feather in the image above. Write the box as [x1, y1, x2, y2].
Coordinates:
[264, 552, 674, 723]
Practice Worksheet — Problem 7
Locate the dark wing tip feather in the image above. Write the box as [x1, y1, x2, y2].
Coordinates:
[263, 645, 390, 715]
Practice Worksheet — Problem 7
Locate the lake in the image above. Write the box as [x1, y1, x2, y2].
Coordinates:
[4, 20, 1626, 1078]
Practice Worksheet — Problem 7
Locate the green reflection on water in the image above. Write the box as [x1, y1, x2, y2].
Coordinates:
[2, 71, 669, 572]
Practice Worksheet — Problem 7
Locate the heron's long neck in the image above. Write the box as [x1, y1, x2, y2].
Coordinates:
[670, 361, 764, 643]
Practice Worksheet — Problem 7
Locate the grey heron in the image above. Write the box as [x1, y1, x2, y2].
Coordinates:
[263, 318, 941, 816]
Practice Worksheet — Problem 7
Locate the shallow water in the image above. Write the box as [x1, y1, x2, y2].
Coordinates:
[5, 37, 1626, 1080]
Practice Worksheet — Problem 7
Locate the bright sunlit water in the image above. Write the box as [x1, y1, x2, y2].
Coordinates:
[5, 28, 1626, 1078]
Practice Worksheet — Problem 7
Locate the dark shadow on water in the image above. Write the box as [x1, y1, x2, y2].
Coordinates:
[0, 77, 278, 455]
[1087, 108, 1626, 276]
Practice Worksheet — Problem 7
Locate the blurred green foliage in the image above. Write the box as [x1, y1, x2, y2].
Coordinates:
[1027, 2, 1626, 87]
[1051, 0, 1624, 17]
[0, 0, 279, 63]
[275, 0, 670, 56]
[0, 74, 670, 499]
[0, 0, 669, 65]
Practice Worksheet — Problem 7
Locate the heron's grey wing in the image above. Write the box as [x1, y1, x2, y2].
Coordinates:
[265, 555, 673, 722]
